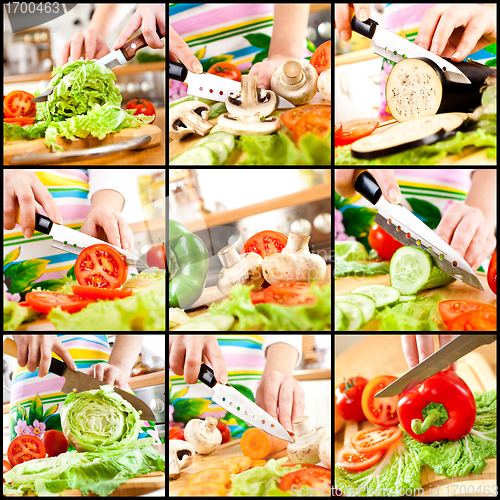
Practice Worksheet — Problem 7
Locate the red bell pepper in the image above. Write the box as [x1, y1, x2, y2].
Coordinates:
[397, 369, 476, 443]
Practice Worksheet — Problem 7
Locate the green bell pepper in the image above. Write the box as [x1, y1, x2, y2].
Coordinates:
[169, 220, 208, 309]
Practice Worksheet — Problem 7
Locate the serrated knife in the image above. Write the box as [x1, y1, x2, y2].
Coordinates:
[3, 338, 156, 420]
[197, 364, 293, 442]
[375, 335, 496, 397]
[169, 60, 295, 109]
[354, 171, 484, 290]
[346, 13, 470, 84]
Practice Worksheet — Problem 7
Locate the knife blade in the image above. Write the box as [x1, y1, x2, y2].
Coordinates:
[169, 60, 295, 109]
[3, 338, 156, 421]
[375, 335, 496, 397]
[15, 207, 148, 270]
[354, 171, 484, 290]
[197, 364, 293, 442]
[350, 15, 471, 84]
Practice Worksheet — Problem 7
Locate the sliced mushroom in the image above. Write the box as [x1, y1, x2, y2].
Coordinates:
[169, 440, 195, 480]
[218, 113, 281, 136]
[287, 416, 331, 464]
[169, 102, 214, 140]
[317, 68, 331, 102]
[226, 74, 277, 118]
[271, 60, 318, 105]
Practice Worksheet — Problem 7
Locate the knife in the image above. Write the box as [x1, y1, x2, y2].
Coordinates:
[354, 171, 484, 290]
[169, 60, 295, 109]
[32, 27, 165, 103]
[15, 207, 148, 271]
[197, 364, 293, 442]
[3, 338, 156, 421]
[374, 334, 496, 397]
[348, 14, 471, 84]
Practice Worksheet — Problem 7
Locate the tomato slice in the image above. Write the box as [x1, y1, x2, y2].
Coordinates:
[336, 442, 383, 472]
[361, 375, 400, 427]
[263, 283, 317, 306]
[75, 244, 128, 289]
[438, 300, 497, 325]
[279, 467, 331, 491]
[7, 436, 46, 466]
[25, 292, 94, 314]
[241, 230, 288, 258]
[350, 427, 402, 454]
[4, 90, 36, 118]
[72, 285, 133, 300]
[447, 310, 497, 331]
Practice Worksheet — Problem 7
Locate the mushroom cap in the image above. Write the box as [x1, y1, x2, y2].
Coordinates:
[271, 59, 318, 106]
[169, 102, 212, 140]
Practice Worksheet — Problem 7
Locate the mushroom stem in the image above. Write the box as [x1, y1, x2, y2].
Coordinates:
[293, 415, 314, 436]
[282, 60, 304, 85]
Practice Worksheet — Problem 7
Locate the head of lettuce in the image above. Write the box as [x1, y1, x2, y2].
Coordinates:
[4, 59, 155, 152]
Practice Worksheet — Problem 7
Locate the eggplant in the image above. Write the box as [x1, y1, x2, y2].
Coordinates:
[350, 112, 465, 159]
[386, 57, 495, 122]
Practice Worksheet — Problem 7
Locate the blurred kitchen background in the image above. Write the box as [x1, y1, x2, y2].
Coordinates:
[3, 3, 165, 109]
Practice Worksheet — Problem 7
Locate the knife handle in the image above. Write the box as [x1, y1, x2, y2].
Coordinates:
[354, 171, 382, 205]
[15, 204, 54, 234]
[351, 15, 378, 39]
[169, 61, 187, 82]
[198, 363, 218, 388]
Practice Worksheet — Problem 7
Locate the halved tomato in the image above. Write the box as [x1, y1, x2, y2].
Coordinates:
[75, 244, 128, 289]
[336, 442, 383, 472]
[361, 375, 399, 427]
[350, 427, 401, 454]
[241, 230, 288, 258]
[438, 300, 497, 326]
[447, 310, 497, 331]
[263, 283, 317, 306]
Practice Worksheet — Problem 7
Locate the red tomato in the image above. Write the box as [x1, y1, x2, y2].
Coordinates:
[310, 40, 331, 75]
[207, 62, 241, 82]
[250, 289, 267, 305]
[169, 427, 185, 440]
[280, 104, 331, 132]
[350, 427, 401, 454]
[147, 242, 166, 269]
[293, 107, 331, 142]
[75, 244, 128, 289]
[26, 292, 94, 314]
[368, 224, 404, 260]
[335, 121, 378, 147]
[4, 90, 36, 118]
[71, 285, 133, 300]
[263, 283, 317, 306]
[125, 98, 156, 123]
[361, 375, 399, 427]
[438, 300, 496, 326]
[279, 467, 331, 491]
[487, 250, 496, 295]
[335, 376, 369, 422]
[241, 230, 288, 258]
[41, 430, 68, 458]
[447, 310, 497, 331]
[7, 436, 46, 466]
[336, 442, 383, 472]
[216, 421, 231, 444]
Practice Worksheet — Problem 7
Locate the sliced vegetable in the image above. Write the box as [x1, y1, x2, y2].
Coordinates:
[7, 436, 46, 466]
[240, 428, 290, 460]
[25, 292, 93, 314]
[447, 310, 497, 331]
[335, 301, 363, 331]
[336, 442, 383, 472]
[361, 375, 399, 427]
[350, 284, 400, 309]
[350, 427, 401, 454]
[188, 468, 231, 487]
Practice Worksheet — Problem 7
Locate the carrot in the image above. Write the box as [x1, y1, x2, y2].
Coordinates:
[188, 468, 231, 487]
[240, 428, 290, 459]
[250, 459, 267, 468]
[179, 482, 226, 496]
[206, 459, 239, 475]
[226, 455, 251, 473]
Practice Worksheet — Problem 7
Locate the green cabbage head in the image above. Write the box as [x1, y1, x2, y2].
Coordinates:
[61, 384, 143, 452]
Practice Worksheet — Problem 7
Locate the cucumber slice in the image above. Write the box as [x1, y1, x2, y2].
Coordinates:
[336, 302, 363, 331]
[390, 246, 456, 294]
[196, 132, 235, 154]
[200, 141, 230, 164]
[399, 295, 417, 303]
[335, 304, 348, 331]
[350, 284, 400, 309]
[335, 294, 376, 325]
[169, 146, 217, 165]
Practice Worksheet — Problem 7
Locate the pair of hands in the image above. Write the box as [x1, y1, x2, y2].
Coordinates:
[169, 336, 305, 433]
[3, 170, 134, 253]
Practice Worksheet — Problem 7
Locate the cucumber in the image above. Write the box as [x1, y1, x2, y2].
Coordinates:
[390, 246, 456, 294]
[200, 141, 230, 164]
[335, 294, 376, 325]
[350, 284, 400, 309]
[399, 295, 417, 303]
[196, 132, 235, 154]
[169, 146, 217, 165]
[336, 302, 363, 331]
[335, 304, 348, 331]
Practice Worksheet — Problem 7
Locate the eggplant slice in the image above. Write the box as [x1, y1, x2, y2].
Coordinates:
[350, 113, 465, 159]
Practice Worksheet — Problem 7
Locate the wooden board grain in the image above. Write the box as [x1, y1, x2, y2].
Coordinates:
[335, 352, 497, 496]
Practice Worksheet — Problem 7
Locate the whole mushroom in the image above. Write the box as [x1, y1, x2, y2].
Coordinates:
[319, 437, 331, 469]
[287, 416, 331, 464]
[169, 439, 195, 480]
[271, 60, 318, 105]
[184, 417, 222, 454]
[317, 68, 331, 102]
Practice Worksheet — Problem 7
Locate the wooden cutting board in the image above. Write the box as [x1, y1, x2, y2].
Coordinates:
[168, 438, 289, 496]
[4, 125, 161, 165]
